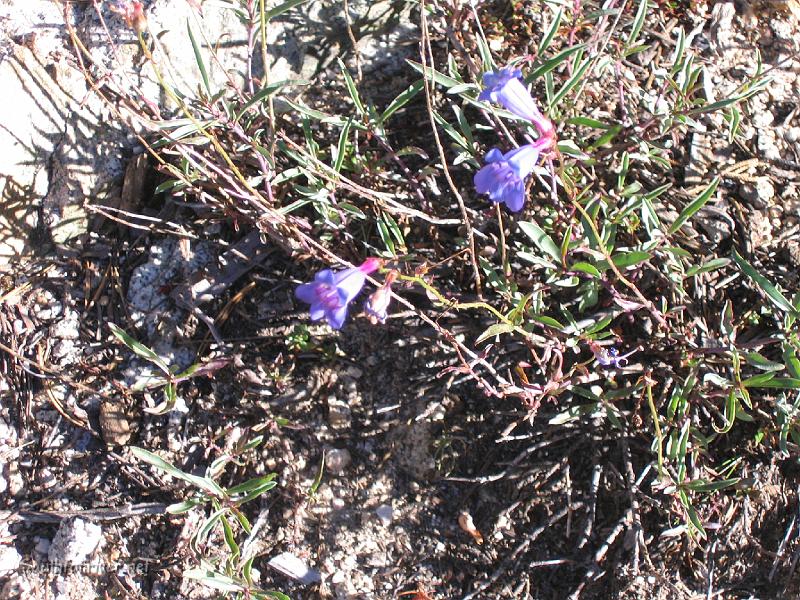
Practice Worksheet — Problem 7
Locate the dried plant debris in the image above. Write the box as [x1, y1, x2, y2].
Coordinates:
[3, 2, 800, 600]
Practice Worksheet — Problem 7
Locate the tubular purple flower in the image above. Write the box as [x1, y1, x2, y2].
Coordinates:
[295, 258, 382, 330]
[474, 143, 543, 213]
[479, 67, 555, 138]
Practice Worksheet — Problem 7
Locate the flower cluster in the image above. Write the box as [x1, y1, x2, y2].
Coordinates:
[295, 258, 398, 330]
[474, 67, 556, 213]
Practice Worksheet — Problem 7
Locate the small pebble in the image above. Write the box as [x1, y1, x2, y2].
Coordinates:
[375, 504, 393, 526]
[740, 177, 774, 207]
[326, 448, 351, 475]
[267, 552, 321, 585]
[785, 127, 800, 144]
[326, 396, 352, 430]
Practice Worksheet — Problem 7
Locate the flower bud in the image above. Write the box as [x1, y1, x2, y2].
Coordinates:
[365, 271, 397, 325]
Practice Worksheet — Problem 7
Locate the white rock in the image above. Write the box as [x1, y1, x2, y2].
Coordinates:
[0, 545, 21, 575]
[51, 308, 80, 340]
[51, 339, 79, 364]
[753, 110, 774, 128]
[48, 518, 103, 565]
[325, 448, 351, 475]
[267, 552, 321, 585]
[127, 238, 211, 335]
[740, 177, 775, 206]
[375, 504, 393, 526]
[784, 127, 800, 144]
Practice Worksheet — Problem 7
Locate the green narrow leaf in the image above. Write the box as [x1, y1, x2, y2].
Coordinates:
[732, 249, 799, 316]
[131, 447, 226, 498]
[380, 80, 424, 123]
[744, 351, 785, 372]
[406, 60, 463, 89]
[529, 44, 586, 80]
[549, 402, 600, 425]
[686, 257, 730, 277]
[560, 224, 572, 263]
[153, 179, 184, 194]
[671, 27, 686, 74]
[143, 381, 178, 415]
[452, 104, 475, 150]
[679, 489, 706, 538]
[783, 342, 800, 379]
[228, 474, 278, 496]
[627, 0, 649, 49]
[284, 99, 353, 126]
[474, 28, 494, 71]
[684, 477, 741, 493]
[531, 315, 564, 329]
[333, 117, 353, 173]
[584, 314, 614, 335]
[538, 8, 563, 54]
[167, 499, 201, 514]
[383, 212, 405, 249]
[571, 262, 601, 278]
[612, 250, 652, 268]
[109, 323, 170, 374]
[668, 177, 719, 234]
[568, 116, 612, 129]
[265, 0, 308, 20]
[550, 56, 592, 107]
[235, 79, 309, 121]
[743, 376, 800, 389]
[432, 110, 469, 150]
[519, 221, 561, 263]
[184, 565, 245, 592]
[187, 20, 211, 96]
[309, 451, 325, 496]
[476, 323, 515, 345]
[376, 217, 395, 256]
[338, 59, 365, 116]
[220, 514, 239, 558]
[726, 105, 741, 142]
[713, 389, 737, 434]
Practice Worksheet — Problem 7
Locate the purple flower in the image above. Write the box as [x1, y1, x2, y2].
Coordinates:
[474, 143, 543, 212]
[590, 343, 637, 369]
[479, 67, 555, 137]
[295, 258, 381, 330]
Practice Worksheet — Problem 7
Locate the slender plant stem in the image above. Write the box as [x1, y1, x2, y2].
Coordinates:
[419, 0, 483, 298]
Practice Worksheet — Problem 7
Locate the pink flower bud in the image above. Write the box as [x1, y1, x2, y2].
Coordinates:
[365, 271, 397, 325]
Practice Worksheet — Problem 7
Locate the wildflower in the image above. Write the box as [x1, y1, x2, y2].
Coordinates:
[365, 271, 398, 324]
[479, 67, 555, 137]
[474, 143, 544, 212]
[590, 342, 637, 369]
[295, 258, 381, 330]
[111, 1, 147, 33]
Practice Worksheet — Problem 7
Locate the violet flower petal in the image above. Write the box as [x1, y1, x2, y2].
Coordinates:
[309, 304, 327, 321]
[295, 283, 319, 304]
[500, 181, 526, 212]
[333, 269, 367, 303]
[474, 143, 543, 213]
[328, 305, 349, 330]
